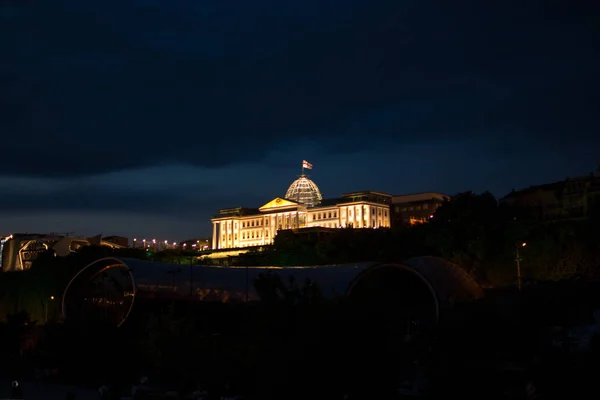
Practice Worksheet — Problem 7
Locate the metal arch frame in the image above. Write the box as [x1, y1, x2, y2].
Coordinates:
[344, 262, 441, 323]
[61, 257, 137, 328]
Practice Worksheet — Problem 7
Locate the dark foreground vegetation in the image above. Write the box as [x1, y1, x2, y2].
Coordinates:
[1, 267, 600, 399]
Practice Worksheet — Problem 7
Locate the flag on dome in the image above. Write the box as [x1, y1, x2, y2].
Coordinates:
[302, 160, 313, 170]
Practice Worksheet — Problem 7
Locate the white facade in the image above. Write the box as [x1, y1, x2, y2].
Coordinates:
[211, 193, 392, 250]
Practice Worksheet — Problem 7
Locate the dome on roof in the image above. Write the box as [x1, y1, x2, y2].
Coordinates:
[285, 175, 323, 207]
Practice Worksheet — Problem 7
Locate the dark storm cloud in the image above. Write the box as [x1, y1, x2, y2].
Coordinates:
[1, 0, 598, 178]
[0, 181, 266, 218]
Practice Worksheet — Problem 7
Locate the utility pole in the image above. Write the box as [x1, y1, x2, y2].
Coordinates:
[245, 265, 249, 302]
[516, 242, 526, 291]
[189, 254, 194, 297]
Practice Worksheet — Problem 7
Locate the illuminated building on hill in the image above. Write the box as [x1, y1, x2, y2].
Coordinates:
[210, 161, 391, 249]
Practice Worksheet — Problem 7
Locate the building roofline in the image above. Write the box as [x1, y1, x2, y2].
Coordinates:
[391, 191, 450, 198]
[342, 190, 392, 197]
[501, 171, 600, 199]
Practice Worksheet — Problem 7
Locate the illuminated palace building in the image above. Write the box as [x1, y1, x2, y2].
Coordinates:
[211, 167, 392, 249]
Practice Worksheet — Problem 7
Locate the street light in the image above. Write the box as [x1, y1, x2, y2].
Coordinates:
[516, 242, 527, 291]
[45, 295, 55, 323]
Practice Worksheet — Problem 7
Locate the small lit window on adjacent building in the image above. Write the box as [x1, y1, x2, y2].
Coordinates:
[328, 212, 332, 218]
[234, 234, 237, 240]
[333, 212, 337, 218]
[423, 204, 429, 210]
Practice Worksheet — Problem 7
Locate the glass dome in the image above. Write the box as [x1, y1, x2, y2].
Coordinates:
[285, 175, 323, 207]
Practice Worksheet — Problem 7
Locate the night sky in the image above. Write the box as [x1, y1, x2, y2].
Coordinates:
[1, 1, 598, 241]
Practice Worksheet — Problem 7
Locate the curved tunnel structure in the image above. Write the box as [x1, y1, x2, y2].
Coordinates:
[61, 256, 483, 328]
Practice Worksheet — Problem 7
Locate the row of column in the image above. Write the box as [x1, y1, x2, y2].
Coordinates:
[212, 211, 308, 249]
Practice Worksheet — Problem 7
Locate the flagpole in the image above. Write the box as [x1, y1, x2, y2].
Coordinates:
[301, 161, 304, 176]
